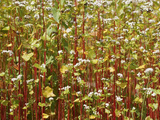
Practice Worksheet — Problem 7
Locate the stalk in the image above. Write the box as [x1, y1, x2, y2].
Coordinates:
[113, 2, 117, 119]
[42, 0, 46, 117]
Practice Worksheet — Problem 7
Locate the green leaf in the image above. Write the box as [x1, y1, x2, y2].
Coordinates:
[149, 103, 158, 111]
[105, 109, 110, 114]
[0, 72, 5, 76]
[135, 84, 141, 90]
[2, 26, 10, 31]
[42, 86, 56, 98]
[22, 52, 34, 61]
[145, 116, 153, 120]
[51, 7, 60, 23]
[38, 102, 46, 107]
[41, 32, 51, 41]
[87, 49, 96, 59]
[91, 59, 98, 64]
[33, 63, 41, 69]
[63, 89, 70, 95]
[60, 0, 65, 7]
[153, 103, 158, 110]
[33, 63, 47, 72]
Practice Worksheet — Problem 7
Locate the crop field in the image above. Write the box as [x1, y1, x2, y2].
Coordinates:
[0, 0, 160, 120]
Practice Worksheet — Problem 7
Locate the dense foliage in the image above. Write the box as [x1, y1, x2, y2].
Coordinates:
[0, 0, 160, 120]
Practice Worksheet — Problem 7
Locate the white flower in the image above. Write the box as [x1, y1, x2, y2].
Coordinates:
[105, 103, 109, 107]
[48, 14, 53, 18]
[143, 88, 152, 95]
[58, 50, 63, 54]
[144, 68, 153, 74]
[34, 14, 39, 19]
[121, 60, 125, 64]
[103, 87, 108, 90]
[25, 24, 33, 27]
[94, 92, 101, 96]
[131, 38, 136, 41]
[11, 78, 17, 82]
[31, 1, 35, 5]
[76, 76, 81, 83]
[24, 15, 31, 19]
[143, 49, 147, 53]
[116, 96, 122, 102]
[83, 104, 90, 110]
[26, 6, 32, 11]
[151, 93, 156, 97]
[11, 74, 22, 82]
[149, 19, 155, 23]
[139, 46, 144, 50]
[88, 92, 93, 97]
[98, 89, 102, 93]
[66, 28, 71, 33]
[2, 50, 13, 56]
[78, 58, 83, 62]
[25, 103, 29, 106]
[117, 73, 123, 78]
[76, 91, 82, 95]
[17, 74, 22, 79]
[74, 62, 81, 68]
[26, 79, 34, 84]
[137, 72, 141, 77]
[63, 33, 67, 38]
[124, 39, 128, 43]
[70, 50, 75, 54]
[49, 97, 54, 101]
[19, 4, 25, 7]
[101, 78, 106, 81]
[153, 50, 159, 54]
[132, 107, 136, 110]
[123, 29, 128, 32]
[41, 64, 46, 68]
[10, 108, 13, 112]
[40, 75, 44, 78]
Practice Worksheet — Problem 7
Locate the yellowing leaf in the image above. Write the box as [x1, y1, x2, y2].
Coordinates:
[104, 29, 108, 34]
[42, 113, 49, 119]
[108, 67, 115, 72]
[60, 65, 68, 74]
[134, 97, 142, 103]
[89, 115, 96, 119]
[6, 43, 12, 47]
[42, 86, 56, 98]
[104, 54, 109, 61]
[115, 109, 121, 117]
[136, 64, 145, 70]
[17, 43, 22, 51]
[74, 98, 80, 103]
[22, 52, 34, 61]
[135, 84, 141, 90]
[116, 81, 127, 89]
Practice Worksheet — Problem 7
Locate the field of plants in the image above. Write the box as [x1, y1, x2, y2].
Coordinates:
[1, 0, 160, 120]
